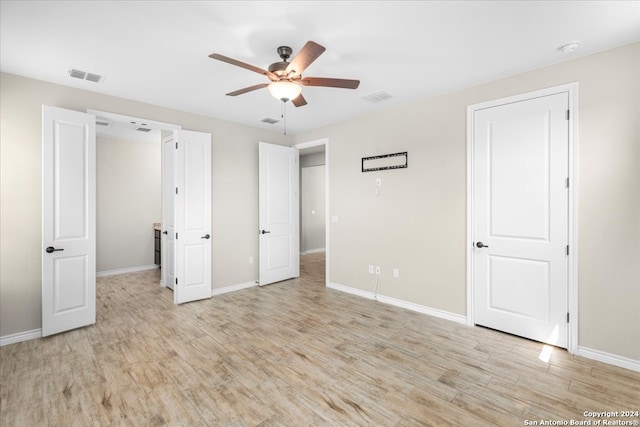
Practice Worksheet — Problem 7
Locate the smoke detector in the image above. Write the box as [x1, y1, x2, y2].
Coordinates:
[558, 42, 579, 54]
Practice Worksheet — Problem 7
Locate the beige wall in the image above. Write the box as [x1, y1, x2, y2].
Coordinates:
[96, 134, 161, 272]
[0, 72, 290, 336]
[295, 43, 640, 360]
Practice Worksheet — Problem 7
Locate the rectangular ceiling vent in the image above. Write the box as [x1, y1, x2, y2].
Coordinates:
[136, 127, 152, 132]
[96, 120, 109, 126]
[362, 90, 393, 103]
[68, 68, 104, 83]
[85, 73, 103, 83]
[261, 118, 279, 124]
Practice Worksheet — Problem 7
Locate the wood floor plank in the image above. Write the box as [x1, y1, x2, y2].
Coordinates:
[2, 252, 639, 426]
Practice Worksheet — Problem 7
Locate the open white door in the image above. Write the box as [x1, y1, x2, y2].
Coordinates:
[162, 134, 176, 290]
[259, 142, 299, 286]
[174, 130, 212, 304]
[42, 105, 96, 337]
[471, 92, 569, 348]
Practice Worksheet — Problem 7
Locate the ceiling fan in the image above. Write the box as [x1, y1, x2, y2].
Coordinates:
[209, 41, 360, 107]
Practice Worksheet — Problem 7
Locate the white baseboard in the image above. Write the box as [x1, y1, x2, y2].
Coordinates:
[97, 264, 158, 277]
[301, 248, 326, 255]
[577, 346, 640, 372]
[327, 282, 467, 325]
[211, 281, 258, 297]
[0, 328, 42, 347]
[328, 282, 376, 300]
[376, 294, 467, 325]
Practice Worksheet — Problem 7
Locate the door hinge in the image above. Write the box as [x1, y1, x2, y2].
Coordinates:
[176, 232, 178, 240]
[175, 142, 178, 149]
[566, 245, 570, 255]
[567, 312, 570, 323]
[175, 187, 178, 194]
[565, 177, 570, 188]
[566, 110, 570, 120]
[175, 278, 178, 286]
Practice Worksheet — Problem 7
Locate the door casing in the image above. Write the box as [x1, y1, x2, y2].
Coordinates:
[466, 83, 579, 353]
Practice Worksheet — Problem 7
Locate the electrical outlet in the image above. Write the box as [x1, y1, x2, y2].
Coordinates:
[368, 265, 374, 274]
[393, 268, 399, 278]
[375, 266, 381, 275]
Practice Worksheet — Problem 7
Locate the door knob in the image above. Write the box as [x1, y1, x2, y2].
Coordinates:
[260, 230, 271, 234]
[201, 234, 210, 239]
[162, 230, 168, 235]
[475, 241, 489, 248]
[45, 246, 64, 253]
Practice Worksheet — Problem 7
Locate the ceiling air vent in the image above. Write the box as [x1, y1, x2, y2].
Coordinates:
[68, 68, 104, 83]
[362, 90, 393, 103]
[96, 120, 109, 126]
[136, 127, 152, 132]
[261, 118, 279, 124]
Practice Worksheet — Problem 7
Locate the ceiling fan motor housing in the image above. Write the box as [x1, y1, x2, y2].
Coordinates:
[269, 46, 294, 78]
[268, 61, 290, 77]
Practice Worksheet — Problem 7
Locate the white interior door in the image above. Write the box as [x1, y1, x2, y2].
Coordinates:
[42, 105, 96, 337]
[472, 92, 569, 348]
[162, 134, 175, 290]
[259, 142, 299, 286]
[174, 130, 212, 304]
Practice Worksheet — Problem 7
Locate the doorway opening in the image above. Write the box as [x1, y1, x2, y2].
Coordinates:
[88, 109, 180, 286]
[294, 138, 329, 287]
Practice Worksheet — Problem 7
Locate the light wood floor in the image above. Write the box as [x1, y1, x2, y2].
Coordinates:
[1, 252, 638, 426]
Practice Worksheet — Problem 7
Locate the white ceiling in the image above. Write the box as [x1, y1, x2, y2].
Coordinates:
[1, 1, 639, 134]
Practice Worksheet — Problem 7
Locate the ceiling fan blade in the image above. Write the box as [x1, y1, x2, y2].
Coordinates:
[292, 93, 307, 107]
[286, 41, 326, 76]
[226, 83, 269, 96]
[299, 77, 360, 89]
[209, 53, 277, 80]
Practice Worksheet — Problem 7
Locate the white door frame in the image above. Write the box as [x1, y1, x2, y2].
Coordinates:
[293, 138, 329, 287]
[466, 83, 579, 353]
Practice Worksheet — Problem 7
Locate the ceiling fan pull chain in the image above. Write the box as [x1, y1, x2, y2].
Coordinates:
[282, 100, 287, 135]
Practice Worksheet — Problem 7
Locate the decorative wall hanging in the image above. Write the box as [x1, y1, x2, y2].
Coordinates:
[362, 152, 408, 172]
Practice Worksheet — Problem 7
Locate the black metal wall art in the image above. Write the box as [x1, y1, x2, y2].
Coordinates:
[362, 152, 408, 172]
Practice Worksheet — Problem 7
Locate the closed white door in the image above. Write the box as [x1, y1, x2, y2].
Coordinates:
[174, 130, 212, 304]
[42, 105, 96, 337]
[162, 134, 176, 290]
[259, 142, 299, 286]
[472, 92, 569, 348]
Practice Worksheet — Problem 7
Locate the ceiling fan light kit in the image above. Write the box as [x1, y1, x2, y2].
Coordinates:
[267, 81, 302, 102]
